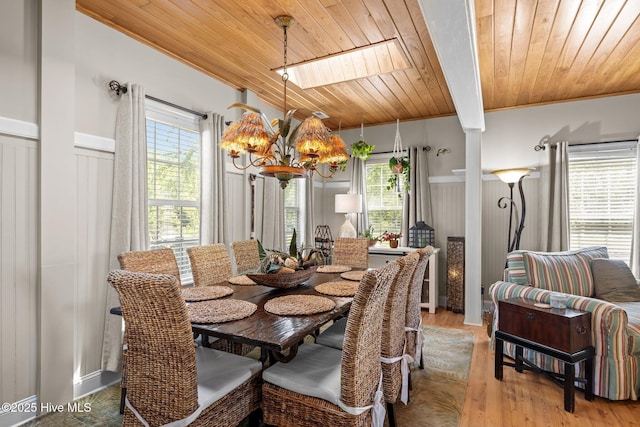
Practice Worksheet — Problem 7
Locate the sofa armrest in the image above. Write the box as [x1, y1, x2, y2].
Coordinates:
[489, 280, 637, 400]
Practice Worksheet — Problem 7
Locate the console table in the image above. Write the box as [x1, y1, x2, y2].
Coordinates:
[495, 298, 595, 413]
[368, 246, 440, 313]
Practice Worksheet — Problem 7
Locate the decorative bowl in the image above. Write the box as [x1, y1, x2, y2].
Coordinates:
[246, 266, 316, 288]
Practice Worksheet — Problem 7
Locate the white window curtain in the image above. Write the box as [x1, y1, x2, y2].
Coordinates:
[402, 146, 433, 247]
[200, 113, 229, 245]
[304, 176, 315, 251]
[102, 84, 148, 372]
[631, 136, 640, 276]
[260, 177, 286, 251]
[350, 157, 369, 235]
[540, 141, 569, 252]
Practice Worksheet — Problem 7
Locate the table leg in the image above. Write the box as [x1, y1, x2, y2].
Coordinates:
[564, 362, 575, 413]
[584, 357, 594, 401]
[515, 345, 523, 373]
[495, 337, 504, 380]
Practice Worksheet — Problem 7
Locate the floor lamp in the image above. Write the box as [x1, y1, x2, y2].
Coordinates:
[335, 193, 362, 238]
[492, 168, 532, 253]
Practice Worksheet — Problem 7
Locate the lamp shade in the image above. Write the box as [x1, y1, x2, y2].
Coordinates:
[491, 168, 533, 183]
[335, 194, 363, 214]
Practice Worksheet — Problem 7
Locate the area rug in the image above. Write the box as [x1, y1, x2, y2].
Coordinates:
[393, 325, 476, 427]
[22, 325, 474, 427]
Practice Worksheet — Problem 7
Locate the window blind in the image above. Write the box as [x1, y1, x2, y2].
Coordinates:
[146, 101, 201, 284]
[569, 144, 637, 263]
[365, 156, 404, 239]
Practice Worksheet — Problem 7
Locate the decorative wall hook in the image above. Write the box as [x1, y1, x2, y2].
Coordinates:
[436, 148, 450, 156]
[109, 80, 128, 96]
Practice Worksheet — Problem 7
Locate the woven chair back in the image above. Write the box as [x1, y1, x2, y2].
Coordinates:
[340, 261, 399, 409]
[187, 243, 233, 286]
[117, 247, 181, 285]
[231, 239, 261, 274]
[405, 247, 433, 359]
[107, 270, 198, 425]
[333, 238, 369, 269]
[381, 252, 419, 403]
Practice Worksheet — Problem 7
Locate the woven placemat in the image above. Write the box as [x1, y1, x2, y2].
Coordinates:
[317, 265, 352, 274]
[264, 295, 336, 316]
[340, 270, 366, 281]
[182, 286, 233, 302]
[315, 280, 359, 297]
[188, 299, 257, 323]
[227, 274, 256, 286]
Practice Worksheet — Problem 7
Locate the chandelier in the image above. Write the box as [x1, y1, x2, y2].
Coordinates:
[220, 15, 348, 189]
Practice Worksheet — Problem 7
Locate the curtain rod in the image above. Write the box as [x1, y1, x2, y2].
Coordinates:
[371, 146, 432, 155]
[534, 137, 637, 151]
[108, 80, 208, 120]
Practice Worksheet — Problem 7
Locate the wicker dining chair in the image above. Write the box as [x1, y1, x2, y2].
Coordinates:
[380, 252, 419, 427]
[231, 239, 261, 274]
[116, 247, 181, 414]
[187, 243, 233, 287]
[261, 261, 400, 427]
[315, 252, 419, 427]
[332, 238, 369, 269]
[107, 269, 262, 427]
[118, 247, 181, 284]
[404, 247, 435, 370]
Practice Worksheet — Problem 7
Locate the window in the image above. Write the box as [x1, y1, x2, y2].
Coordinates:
[365, 155, 404, 241]
[284, 179, 305, 249]
[569, 142, 637, 263]
[146, 101, 201, 283]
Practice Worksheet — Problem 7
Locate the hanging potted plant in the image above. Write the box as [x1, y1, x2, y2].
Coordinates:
[351, 123, 375, 161]
[386, 156, 410, 193]
[351, 140, 375, 161]
[386, 119, 410, 194]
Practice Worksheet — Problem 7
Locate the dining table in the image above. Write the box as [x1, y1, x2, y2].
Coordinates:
[192, 269, 354, 364]
[111, 268, 356, 365]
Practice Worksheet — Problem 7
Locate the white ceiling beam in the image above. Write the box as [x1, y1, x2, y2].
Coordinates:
[418, 0, 485, 131]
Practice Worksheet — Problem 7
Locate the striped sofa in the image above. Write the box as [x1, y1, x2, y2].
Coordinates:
[489, 246, 640, 400]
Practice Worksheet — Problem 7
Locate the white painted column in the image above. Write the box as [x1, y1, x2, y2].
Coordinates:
[38, 0, 77, 407]
[464, 129, 483, 325]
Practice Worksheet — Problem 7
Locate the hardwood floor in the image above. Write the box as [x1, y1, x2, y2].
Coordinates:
[423, 309, 640, 427]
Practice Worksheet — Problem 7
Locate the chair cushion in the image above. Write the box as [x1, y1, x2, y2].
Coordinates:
[315, 317, 347, 350]
[262, 343, 343, 406]
[195, 346, 262, 408]
[591, 258, 640, 302]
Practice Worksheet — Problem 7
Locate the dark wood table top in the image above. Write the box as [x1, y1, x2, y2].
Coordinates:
[110, 270, 357, 362]
[191, 271, 353, 358]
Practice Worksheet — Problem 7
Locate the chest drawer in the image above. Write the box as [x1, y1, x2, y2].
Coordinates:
[498, 298, 591, 353]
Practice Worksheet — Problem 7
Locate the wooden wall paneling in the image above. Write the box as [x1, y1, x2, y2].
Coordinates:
[430, 181, 465, 302]
[0, 137, 38, 403]
[74, 149, 114, 378]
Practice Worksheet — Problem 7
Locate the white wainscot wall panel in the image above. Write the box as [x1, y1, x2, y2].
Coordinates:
[0, 136, 38, 403]
[429, 181, 465, 304]
[74, 148, 114, 379]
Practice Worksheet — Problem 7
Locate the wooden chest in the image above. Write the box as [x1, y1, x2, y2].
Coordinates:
[498, 298, 591, 353]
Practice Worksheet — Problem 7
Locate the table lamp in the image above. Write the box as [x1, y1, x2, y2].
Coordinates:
[335, 193, 362, 238]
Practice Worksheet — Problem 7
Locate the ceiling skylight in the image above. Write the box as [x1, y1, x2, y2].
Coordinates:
[275, 39, 411, 89]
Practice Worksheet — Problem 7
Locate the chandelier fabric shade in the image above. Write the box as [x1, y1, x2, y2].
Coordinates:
[219, 15, 348, 189]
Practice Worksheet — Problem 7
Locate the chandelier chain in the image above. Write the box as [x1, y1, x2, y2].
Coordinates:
[282, 22, 289, 114]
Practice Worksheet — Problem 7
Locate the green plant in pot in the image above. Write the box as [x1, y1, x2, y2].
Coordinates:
[386, 156, 410, 194]
[351, 140, 375, 161]
[360, 225, 379, 247]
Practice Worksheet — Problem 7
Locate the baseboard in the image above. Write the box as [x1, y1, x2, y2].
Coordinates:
[0, 395, 38, 427]
[73, 370, 121, 400]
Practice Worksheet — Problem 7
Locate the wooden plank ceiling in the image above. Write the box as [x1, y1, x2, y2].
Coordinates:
[77, 0, 640, 131]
